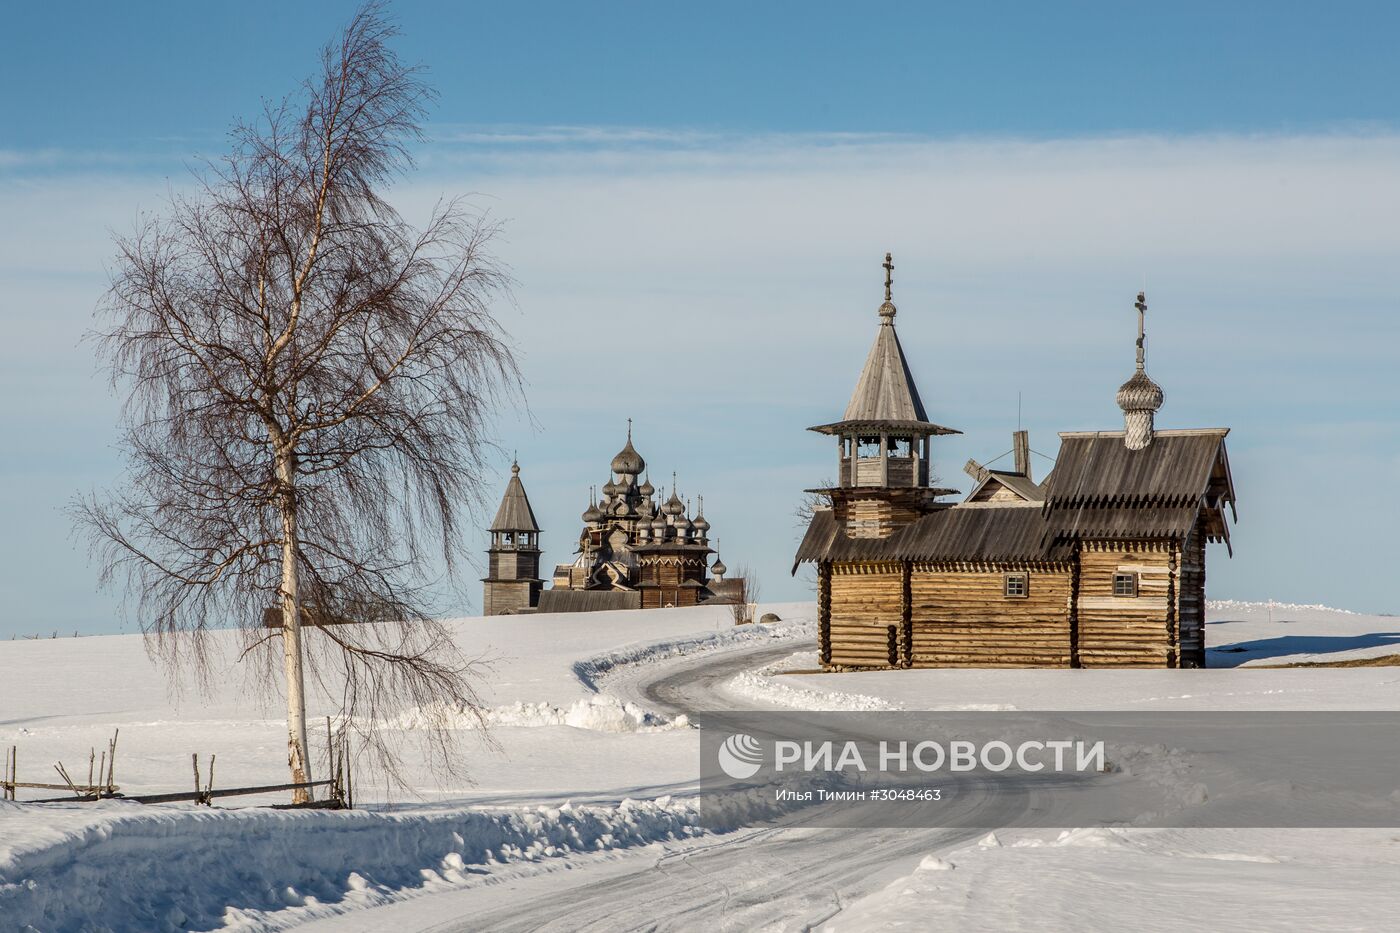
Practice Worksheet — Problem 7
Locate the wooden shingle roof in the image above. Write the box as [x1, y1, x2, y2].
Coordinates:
[844, 320, 928, 423]
[1042, 429, 1236, 552]
[967, 470, 1045, 503]
[489, 464, 541, 532]
[1044, 429, 1234, 511]
[794, 428, 1238, 569]
[808, 305, 959, 437]
[536, 590, 641, 613]
[793, 505, 1073, 570]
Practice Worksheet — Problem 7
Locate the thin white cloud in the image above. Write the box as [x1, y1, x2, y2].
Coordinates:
[2, 128, 1398, 628]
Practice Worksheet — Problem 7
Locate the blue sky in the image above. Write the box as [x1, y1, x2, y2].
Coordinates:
[2, 2, 1398, 635]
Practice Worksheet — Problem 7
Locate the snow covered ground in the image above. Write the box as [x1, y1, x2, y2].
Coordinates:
[756, 601, 1400, 714]
[724, 601, 1400, 933]
[2, 598, 1397, 932]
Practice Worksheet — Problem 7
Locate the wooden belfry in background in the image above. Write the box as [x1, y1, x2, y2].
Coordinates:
[795, 258, 1237, 669]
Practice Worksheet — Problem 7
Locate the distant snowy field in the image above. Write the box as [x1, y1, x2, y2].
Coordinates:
[755, 600, 1400, 713]
[2, 599, 1398, 932]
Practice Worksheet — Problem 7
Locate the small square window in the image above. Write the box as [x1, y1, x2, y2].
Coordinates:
[1004, 573, 1028, 599]
[1113, 573, 1138, 597]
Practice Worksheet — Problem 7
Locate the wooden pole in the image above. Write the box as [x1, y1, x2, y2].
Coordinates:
[54, 763, 80, 797]
[192, 753, 201, 804]
[107, 730, 118, 794]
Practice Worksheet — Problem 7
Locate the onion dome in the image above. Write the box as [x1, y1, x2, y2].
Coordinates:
[711, 556, 727, 578]
[601, 479, 619, 498]
[582, 502, 602, 523]
[663, 491, 685, 516]
[1116, 368, 1164, 413]
[692, 495, 710, 533]
[639, 476, 655, 497]
[614, 498, 632, 517]
[610, 422, 646, 476]
[651, 517, 667, 533]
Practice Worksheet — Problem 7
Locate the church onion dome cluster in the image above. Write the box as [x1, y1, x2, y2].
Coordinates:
[578, 422, 715, 560]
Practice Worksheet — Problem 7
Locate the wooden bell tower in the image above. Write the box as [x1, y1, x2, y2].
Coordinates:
[807, 253, 960, 538]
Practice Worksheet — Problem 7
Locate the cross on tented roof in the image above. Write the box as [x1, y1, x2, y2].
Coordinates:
[808, 253, 959, 437]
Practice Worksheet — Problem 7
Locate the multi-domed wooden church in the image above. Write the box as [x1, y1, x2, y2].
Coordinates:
[794, 255, 1237, 669]
[482, 427, 737, 615]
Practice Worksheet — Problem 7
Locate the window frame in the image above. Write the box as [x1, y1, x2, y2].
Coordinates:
[1003, 572, 1029, 599]
[1113, 572, 1139, 598]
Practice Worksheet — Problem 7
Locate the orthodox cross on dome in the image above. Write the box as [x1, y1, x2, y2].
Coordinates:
[627, 417, 632, 441]
[1134, 291, 1148, 371]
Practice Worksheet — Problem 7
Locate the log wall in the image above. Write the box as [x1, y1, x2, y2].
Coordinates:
[1178, 523, 1207, 667]
[827, 562, 902, 667]
[908, 563, 1073, 667]
[1076, 541, 1177, 668]
[483, 579, 541, 616]
[823, 540, 1202, 670]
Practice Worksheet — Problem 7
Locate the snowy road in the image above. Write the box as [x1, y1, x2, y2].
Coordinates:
[315, 641, 1031, 933]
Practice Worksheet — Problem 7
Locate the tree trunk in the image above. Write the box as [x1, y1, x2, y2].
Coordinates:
[277, 451, 312, 802]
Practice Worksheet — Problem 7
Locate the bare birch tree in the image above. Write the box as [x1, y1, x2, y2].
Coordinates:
[75, 3, 516, 799]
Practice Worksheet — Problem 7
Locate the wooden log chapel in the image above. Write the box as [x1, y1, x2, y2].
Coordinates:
[794, 255, 1236, 669]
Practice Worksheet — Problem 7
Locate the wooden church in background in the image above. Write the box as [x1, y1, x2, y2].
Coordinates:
[795, 255, 1236, 669]
[482, 428, 739, 615]
[481, 461, 544, 616]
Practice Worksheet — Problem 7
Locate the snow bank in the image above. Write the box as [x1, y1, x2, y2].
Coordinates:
[0, 603, 824, 931]
[385, 694, 688, 733]
[725, 650, 902, 711]
[571, 614, 815, 691]
[0, 777, 833, 933]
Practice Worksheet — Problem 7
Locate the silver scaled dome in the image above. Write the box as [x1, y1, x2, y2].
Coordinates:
[1116, 368, 1164, 413]
[610, 436, 646, 476]
[582, 502, 602, 523]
